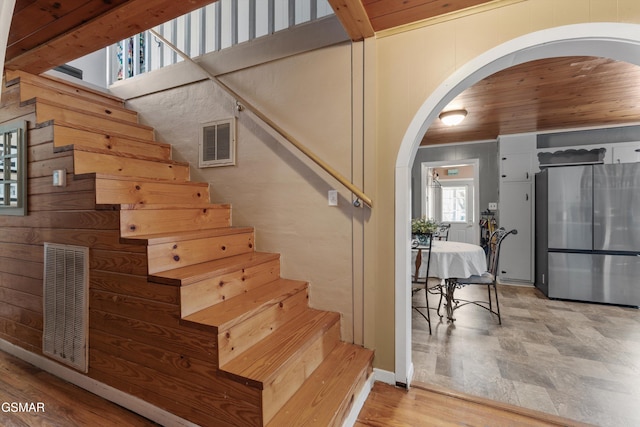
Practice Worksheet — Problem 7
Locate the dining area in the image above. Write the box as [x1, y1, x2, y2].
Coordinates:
[410, 220, 517, 333]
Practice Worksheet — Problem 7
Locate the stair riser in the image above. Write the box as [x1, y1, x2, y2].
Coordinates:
[54, 125, 171, 160]
[121, 206, 231, 238]
[217, 288, 308, 367]
[74, 150, 190, 182]
[36, 102, 154, 140]
[19, 81, 138, 123]
[180, 259, 280, 318]
[94, 178, 210, 205]
[147, 231, 255, 275]
[262, 321, 341, 424]
[7, 70, 125, 108]
[265, 343, 374, 427]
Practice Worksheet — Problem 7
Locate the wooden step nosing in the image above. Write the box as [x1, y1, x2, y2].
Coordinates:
[219, 311, 341, 387]
[91, 172, 209, 186]
[266, 343, 374, 427]
[35, 98, 154, 131]
[26, 92, 137, 124]
[53, 122, 170, 149]
[183, 280, 308, 330]
[72, 145, 189, 167]
[119, 203, 231, 211]
[215, 282, 308, 332]
[21, 81, 135, 116]
[121, 226, 254, 246]
[149, 252, 280, 286]
[8, 70, 126, 105]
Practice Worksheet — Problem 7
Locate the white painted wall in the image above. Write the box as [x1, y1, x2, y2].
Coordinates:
[67, 49, 108, 88]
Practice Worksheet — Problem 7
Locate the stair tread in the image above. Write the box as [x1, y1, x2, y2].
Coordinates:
[72, 145, 189, 166]
[28, 92, 137, 123]
[88, 172, 209, 186]
[122, 226, 254, 245]
[183, 278, 308, 331]
[54, 121, 169, 149]
[35, 97, 154, 131]
[220, 309, 340, 387]
[119, 202, 231, 211]
[150, 252, 280, 286]
[266, 342, 374, 427]
[6, 69, 125, 107]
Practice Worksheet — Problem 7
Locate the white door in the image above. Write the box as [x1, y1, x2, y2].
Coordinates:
[440, 182, 475, 243]
[421, 159, 480, 245]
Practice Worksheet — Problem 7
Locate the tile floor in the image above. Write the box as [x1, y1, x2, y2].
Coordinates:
[412, 284, 640, 427]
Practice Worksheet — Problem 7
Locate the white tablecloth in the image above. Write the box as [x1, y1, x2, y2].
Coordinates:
[411, 240, 486, 280]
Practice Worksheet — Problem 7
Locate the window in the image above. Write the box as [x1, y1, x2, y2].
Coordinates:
[0, 121, 27, 216]
[441, 186, 467, 223]
[199, 118, 236, 167]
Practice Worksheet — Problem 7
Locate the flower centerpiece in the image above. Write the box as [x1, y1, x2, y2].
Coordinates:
[411, 217, 439, 245]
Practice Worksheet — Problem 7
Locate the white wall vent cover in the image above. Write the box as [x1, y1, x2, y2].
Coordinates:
[199, 118, 236, 167]
[43, 243, 89, 373]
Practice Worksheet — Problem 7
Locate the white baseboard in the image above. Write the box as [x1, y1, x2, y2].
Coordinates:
[0, 339, 197, 427]
[373, 367, 397, 385]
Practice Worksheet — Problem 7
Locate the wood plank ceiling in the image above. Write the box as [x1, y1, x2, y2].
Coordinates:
[5, 0, 218, 74]
[423, 56, 640, 145]
[5, 0, 640, 146]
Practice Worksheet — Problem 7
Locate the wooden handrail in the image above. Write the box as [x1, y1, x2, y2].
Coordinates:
[149, 29, 372, 208]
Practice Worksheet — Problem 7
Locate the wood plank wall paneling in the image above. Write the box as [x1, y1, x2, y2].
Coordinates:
[0, 80, 263, 426]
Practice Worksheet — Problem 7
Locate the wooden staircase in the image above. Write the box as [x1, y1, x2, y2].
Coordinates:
[6, 70, 373, 426]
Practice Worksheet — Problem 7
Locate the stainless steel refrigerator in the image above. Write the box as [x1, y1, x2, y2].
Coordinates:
[535, 163, 640, 306]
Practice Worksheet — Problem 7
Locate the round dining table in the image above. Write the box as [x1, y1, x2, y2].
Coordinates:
[411, 240, 486, 280]
[411, 240, 487, 322]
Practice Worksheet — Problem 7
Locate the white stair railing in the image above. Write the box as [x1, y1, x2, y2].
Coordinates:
[109, 0, 333, 84]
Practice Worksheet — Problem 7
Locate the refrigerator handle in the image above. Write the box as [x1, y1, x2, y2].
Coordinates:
[525, 193, 529, 201]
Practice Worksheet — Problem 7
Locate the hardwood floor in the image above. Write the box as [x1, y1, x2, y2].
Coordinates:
[411, 284, 640, 427]
[0, 344, 585, 427]
[2, 283, 636, 427]
[0, 351, 157, 427]
[356, 381, 590, 427]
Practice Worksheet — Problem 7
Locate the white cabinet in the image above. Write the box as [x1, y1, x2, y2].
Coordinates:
[498, 182, 532, 282]
[498, 133, 535, 283]
[611, 143, 640, 164]
[500, 153, 532, 182]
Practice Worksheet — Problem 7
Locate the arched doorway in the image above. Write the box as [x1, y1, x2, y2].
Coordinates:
[394, 23, 640, 386]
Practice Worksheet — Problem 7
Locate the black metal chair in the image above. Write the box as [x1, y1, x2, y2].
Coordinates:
[411, 233, 434, 334]
[434, 223, 451, 241]
[441, 227, 517, 324]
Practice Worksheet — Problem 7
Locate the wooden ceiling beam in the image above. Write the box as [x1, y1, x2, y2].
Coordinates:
[5, 0, 218, 75]
[7, 0, 130, 61]
[327, 0, 374, 41]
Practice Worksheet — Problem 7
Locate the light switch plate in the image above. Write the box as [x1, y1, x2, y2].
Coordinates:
[488, 202, 498, 210]
[53, 169, 67, 187]
[328, 190, 338, 206]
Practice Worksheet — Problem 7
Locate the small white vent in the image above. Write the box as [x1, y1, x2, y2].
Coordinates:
[199, 118, 236, 167]
[43, 243, 89, 373]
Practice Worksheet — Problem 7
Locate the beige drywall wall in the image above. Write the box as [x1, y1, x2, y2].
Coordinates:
[128, 42, 365, 343]
[373, 0, 640, 371]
